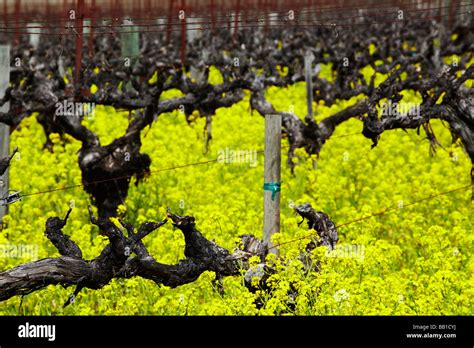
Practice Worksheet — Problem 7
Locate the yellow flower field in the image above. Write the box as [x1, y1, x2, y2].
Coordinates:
[0, 74, 472, 315]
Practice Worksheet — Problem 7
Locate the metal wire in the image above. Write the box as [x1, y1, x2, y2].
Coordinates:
[0, 8, 471, 35]
[268, 183, 471, 251]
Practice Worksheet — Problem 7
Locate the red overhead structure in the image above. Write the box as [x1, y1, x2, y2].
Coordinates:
[1, 0, 454, 25]
[0, 0, 467, 51]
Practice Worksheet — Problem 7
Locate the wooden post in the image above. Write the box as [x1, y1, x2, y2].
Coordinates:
[180, 0, 186, 64]
[186, 16, 201, 44]
[88, 0, 96, 58]
[448, 0, 459, 29]
[27, 23, 41, 49]
[210, 0, 215, 32]
[121, 18, 139, 59]
[233, 0, 240, 46]
[121, 18, 139, 91]
[0, 45, 10, 222]
[264, 0, 269, 35]
[14, 0, 20, 45]
[74, 0, 84, 92]
[304, 50, 314, 121]
[166, 0, 174, 44]
[3, 0, 9, 45]
[263, 114, 281, 256]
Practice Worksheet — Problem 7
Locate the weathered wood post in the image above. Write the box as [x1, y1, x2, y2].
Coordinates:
[74, 0, 85, 92]
[263, 114, 282, 256]
[232, 0, 240, 46]
[210, 0, 216, 32]
[304, 49, 315, 121]
[180, 0, 186, 64]
[88, 0, 96, 58]
[121, 18, 139, 91]
[14, 0, 20, 45]
[186, 16, 201, 44]
[27, 23, 41, 49]
[0, 45, 10, 222]
[166, 0, 174, 44]
[121, 18, 139, 59]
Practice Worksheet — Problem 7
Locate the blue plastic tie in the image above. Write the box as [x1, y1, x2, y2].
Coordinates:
[263, 182, 281, 201]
